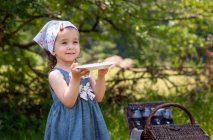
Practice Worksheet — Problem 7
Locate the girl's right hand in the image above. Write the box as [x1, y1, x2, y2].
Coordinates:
[70, 63, 90, 79]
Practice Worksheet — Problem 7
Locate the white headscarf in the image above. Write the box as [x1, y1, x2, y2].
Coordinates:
[33, 20, 78, 54]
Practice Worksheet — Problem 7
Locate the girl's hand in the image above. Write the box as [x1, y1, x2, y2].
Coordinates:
[98, 68, 108, 78]
[70, 63, 90, 79]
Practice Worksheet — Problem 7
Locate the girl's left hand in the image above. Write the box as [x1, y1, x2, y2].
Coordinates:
[98, 68, 108, 77]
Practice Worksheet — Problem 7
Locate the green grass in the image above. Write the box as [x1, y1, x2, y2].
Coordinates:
[0, 88, 212, 140]
[103, 88, 213, 140]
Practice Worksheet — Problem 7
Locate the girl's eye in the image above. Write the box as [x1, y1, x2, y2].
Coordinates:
[62, 42, 67, 45]
[74, 41, 78, 44]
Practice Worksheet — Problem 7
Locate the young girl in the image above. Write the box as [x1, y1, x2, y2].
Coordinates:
[34, 20, 110, 140]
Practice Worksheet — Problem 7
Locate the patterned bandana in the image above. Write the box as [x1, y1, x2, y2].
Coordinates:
[33, 20, 78, 54]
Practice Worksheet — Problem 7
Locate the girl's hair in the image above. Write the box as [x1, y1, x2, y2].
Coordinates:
[45, 50, 57, 69]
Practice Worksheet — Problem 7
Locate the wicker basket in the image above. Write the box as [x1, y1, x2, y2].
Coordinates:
[125, 102, 168, 133]
[143, 103, 210, 140]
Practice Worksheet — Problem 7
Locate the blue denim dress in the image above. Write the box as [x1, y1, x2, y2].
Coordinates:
[44, 67, 110, 140]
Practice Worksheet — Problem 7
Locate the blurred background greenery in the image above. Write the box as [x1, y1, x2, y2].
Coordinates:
[0, 0, 213, 139]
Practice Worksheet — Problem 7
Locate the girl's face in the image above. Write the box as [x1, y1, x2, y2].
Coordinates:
[53, 28, 80, 64]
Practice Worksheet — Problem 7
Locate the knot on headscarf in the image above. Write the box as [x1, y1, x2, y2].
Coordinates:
[33, 20, 78, 54]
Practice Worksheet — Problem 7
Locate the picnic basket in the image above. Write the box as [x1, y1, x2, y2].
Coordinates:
[143, 103, 210, 140]
[125, 102, 170, 133]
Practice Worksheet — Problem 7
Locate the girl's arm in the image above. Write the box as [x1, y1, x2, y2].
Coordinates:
[48, 63, 89, 108]
[91, 69, 108, 102]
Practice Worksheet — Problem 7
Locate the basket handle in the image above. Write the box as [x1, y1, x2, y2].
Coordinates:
[144, 103, 195, 132]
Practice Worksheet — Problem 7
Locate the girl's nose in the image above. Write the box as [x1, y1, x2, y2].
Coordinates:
[67, 45, 73, 49]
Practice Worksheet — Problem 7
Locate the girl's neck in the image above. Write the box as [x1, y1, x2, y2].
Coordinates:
[55, 63, 73, 72]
